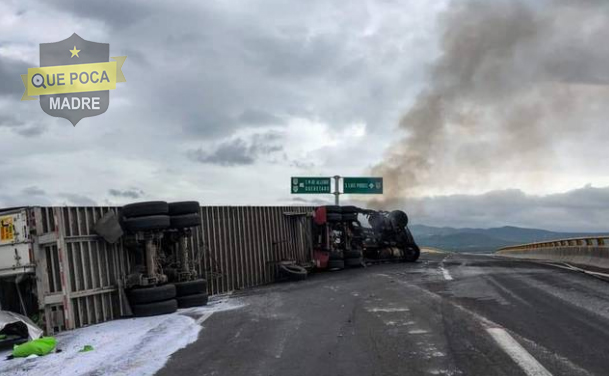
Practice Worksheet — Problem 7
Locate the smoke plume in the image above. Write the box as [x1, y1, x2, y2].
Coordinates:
[371, 0, 609, 209]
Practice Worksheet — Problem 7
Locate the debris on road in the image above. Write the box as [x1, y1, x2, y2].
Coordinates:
[0, 297, 245, 376]
[0, 311, 43, 342]
[12, 337, 56, 358]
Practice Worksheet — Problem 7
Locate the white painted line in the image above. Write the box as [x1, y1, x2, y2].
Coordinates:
[487, 328, 553, 376]
[195, 311, 214, 325]
[440, 266, 453, 281]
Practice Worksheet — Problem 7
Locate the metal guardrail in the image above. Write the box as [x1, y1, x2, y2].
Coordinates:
[497, 236, 609, 253]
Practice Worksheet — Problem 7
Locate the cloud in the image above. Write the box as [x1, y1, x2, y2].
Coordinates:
[3, 0, 609, 235]
[188, 131, 283, 166]
[289, 196, 333, 206]
[372, 0, 609, 203]
[237, 109, 283, 126]
[390, 185, 609, 232]
[22, 186, 45, 196]
[0, 113, 46, 137]
[108, 188, 144, 199]
[0, 56, 29, 99]
[59, 193, 97, 206]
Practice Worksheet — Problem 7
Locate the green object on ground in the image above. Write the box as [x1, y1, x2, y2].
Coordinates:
[12, 337, 57, 358]
[79, 345, 94, 352]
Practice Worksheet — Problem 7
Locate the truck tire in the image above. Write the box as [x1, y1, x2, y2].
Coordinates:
[132, 299, 178, 317]
[177, 293, 209, 308]
[170, 213, 202, 228]
[329, 251, 343, 260]
[328, 259, 345, 270]
[389, 210, 409, 228]
[344, 250, 362, 259]
[327, 213, 342, 222]
[175, 279, 207, 297]
[341, 213, 358, 222]
[168, 201, 200, 216]
[123, 215, 170, 232]
[128, 284, 176, 305]
[403, 246, 420, 262]
[279, 264, 307, 281]
[345, 257, 363, 267]
[122, 201, 168, 218]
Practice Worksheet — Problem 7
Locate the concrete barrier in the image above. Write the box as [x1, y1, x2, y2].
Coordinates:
[497, 236, 609, 272]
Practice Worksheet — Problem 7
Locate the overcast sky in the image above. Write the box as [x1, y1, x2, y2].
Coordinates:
[1, 0, 609, 232]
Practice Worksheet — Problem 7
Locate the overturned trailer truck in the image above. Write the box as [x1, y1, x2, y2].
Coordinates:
[310, 205, 420, 270]
[0, 203, 418, 334]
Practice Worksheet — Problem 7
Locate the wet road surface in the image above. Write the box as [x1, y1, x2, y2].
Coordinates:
[157, 252, 609, 376]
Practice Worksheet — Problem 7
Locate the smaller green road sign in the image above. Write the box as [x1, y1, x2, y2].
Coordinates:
[291, 177, 332, 194]
[343, 177, 383, 194]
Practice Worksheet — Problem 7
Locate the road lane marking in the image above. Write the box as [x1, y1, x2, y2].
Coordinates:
[367, 307, 410, 312]
[439, 255, 453, 281]
[195, 312, 214, 325]
[487, 328, 553, 376]
[440, 266, 453, 280]
[382, 274, 587, 375]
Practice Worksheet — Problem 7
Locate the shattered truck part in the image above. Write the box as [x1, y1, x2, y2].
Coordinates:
[0, 310, 42, 341]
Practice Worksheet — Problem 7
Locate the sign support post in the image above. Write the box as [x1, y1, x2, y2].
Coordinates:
[333, 175, 341, 205]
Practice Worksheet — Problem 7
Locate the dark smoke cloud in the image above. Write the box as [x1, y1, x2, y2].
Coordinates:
[371, 0, 609, 208]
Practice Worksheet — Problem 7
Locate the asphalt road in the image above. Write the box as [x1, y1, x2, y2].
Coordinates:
[157, 252, 609, 376]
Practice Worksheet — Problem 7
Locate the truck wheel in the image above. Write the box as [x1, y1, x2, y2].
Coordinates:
[132, 299, 178, 317]
[128, 284, 176, 305]
[175, 279, 207, 297]
[341, 205, 359, 214]
[177, 293, 209, 308]
[279, 264, 307, 281]
[403, 246, 420, 262]
[329, 251, 344, 260]
[328, 259, 345, 270]
[324, 205, 342, 214]
[168, 201, 200, 216]
[341, 213, 358, 222]
[123, 215, 170, 232]
[344, 250, 362, 259]
[389, 210, 409, 228]
[170, 213, 202, 228]
[122, 201, 168, 218]
[327, 213, 342, 222]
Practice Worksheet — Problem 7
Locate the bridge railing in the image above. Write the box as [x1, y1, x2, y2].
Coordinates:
[497, 236, 609, 253]
[496, 236, 609, 274]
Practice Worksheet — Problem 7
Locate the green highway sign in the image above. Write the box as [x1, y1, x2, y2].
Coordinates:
[343, 177, 383, 194]
[291, 177, 332, 194]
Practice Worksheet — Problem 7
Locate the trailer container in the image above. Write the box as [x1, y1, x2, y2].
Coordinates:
[0, 206, 313, 334]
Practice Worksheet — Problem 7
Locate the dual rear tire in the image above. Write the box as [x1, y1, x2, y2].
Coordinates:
[175, 279, 209, 308]
[128, 278, 209, 316]
[121, 201, 201, 233]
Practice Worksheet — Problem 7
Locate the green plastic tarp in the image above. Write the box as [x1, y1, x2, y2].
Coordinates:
[12, 337, 57, 358]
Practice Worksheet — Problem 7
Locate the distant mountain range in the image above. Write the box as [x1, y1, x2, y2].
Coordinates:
[409, 224, 608, 253]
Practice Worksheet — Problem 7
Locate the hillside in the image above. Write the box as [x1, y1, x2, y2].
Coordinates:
[409, 225, 608, 253]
